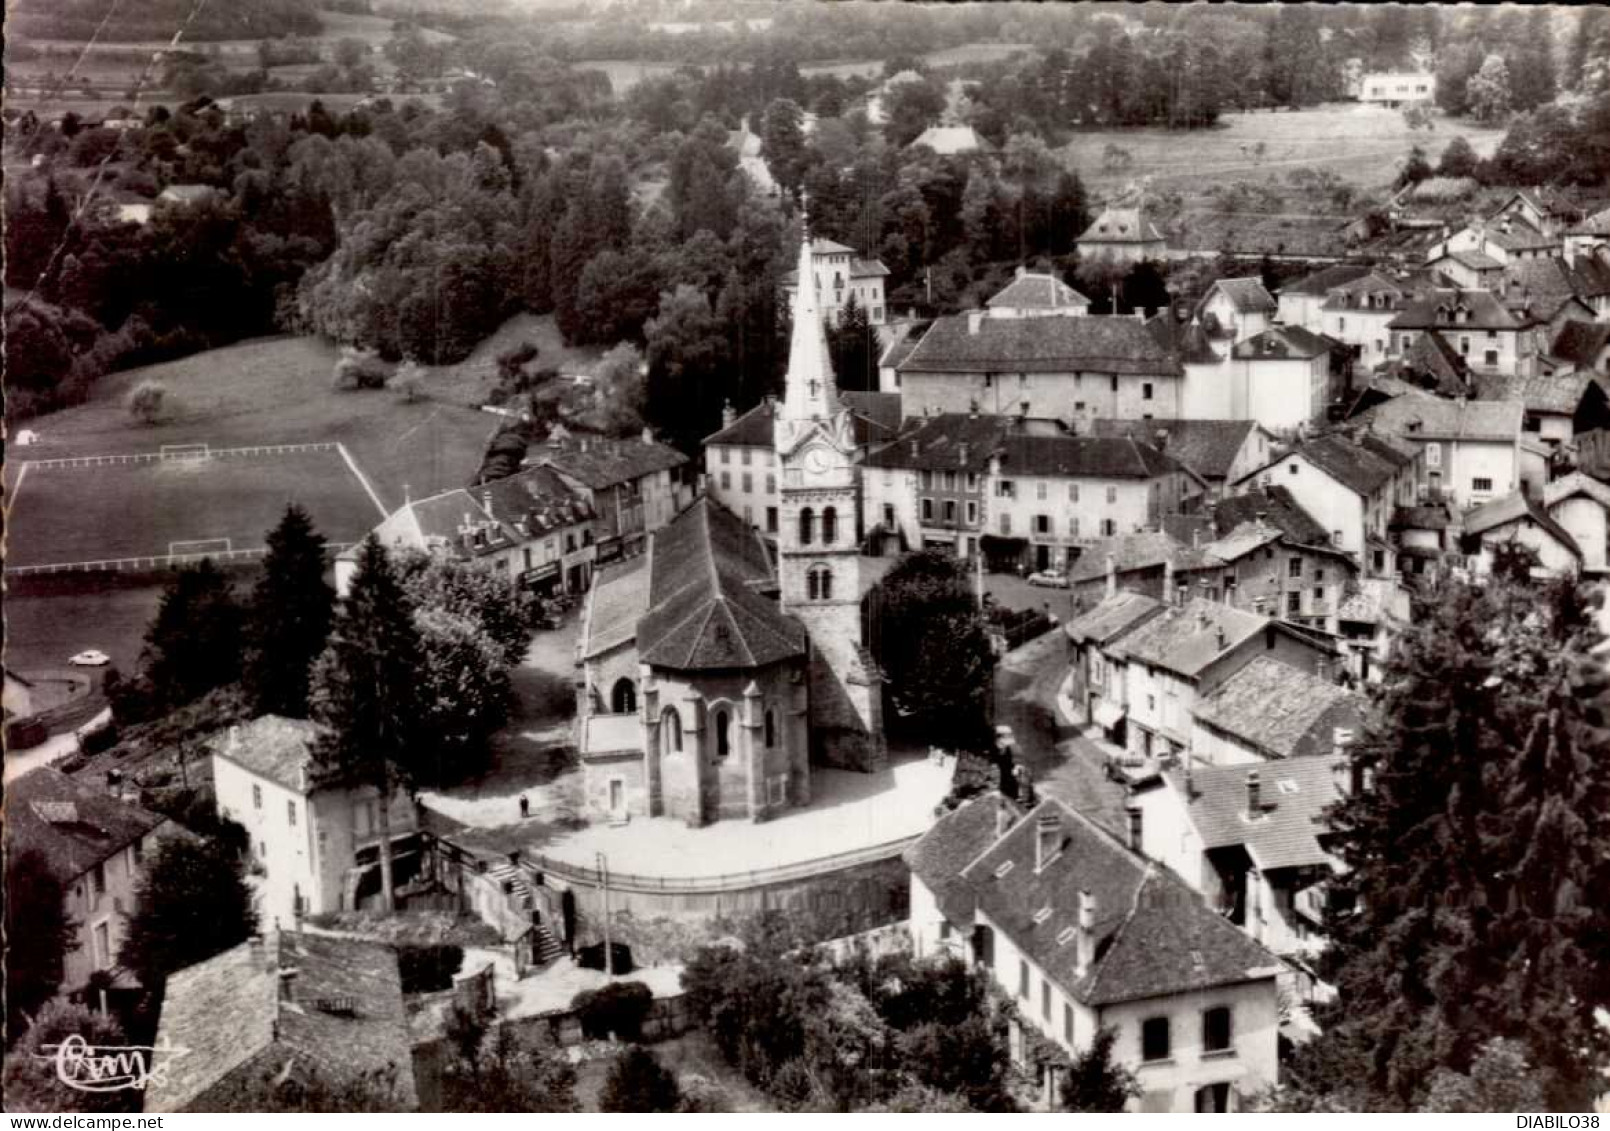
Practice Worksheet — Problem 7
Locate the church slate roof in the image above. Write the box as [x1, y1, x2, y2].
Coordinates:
[636, 497, 806, 671]
[704, 396, 897, 450]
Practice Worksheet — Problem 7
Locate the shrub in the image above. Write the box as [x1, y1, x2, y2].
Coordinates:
[571, 979, 652, 1041]
[332, 347, 392, 391]
[395, 943, 464, 994]
[599, 1047, 681, 1112]
[127, 380, 167, 423]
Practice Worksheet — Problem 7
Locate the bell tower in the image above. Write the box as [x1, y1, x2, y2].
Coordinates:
[774, 212, 884, 771]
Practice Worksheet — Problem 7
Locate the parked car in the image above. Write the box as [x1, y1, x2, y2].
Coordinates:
[1104, 748, 1161, 788]
[69, 649, 111, 667]
[1027, 569, 1068, 589]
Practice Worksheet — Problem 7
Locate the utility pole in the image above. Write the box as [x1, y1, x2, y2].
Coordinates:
[597, 852, 613, 978]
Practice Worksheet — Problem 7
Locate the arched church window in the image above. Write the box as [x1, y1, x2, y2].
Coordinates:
[765, 709, 778, 749]
[662, 707, 683, 753]
[714, 709, 731, 760]
[610, 678, 637, 714]
[808, 565, 833, 601]
[821, 506, 837, 545]
[799, 507, 815, 544]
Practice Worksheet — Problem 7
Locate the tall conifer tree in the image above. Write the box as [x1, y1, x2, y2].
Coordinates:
[245, 504, 333, 718]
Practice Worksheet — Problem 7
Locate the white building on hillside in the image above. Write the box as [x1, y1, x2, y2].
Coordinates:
[1358, 71, 1435, 106]
[781, 237, 889, 326]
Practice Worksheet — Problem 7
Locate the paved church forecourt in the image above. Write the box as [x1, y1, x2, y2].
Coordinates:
[536, 754, 951, 877]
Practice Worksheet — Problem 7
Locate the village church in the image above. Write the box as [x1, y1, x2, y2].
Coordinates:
[574, 225, 885, 825]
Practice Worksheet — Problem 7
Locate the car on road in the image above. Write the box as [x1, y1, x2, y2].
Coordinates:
[68, 650, 111, 667]
[1104, 748, 1162, 788]
[1027, 569, 1068, 589]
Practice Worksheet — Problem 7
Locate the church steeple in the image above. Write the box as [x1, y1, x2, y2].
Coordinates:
[781, 205, 839, 424]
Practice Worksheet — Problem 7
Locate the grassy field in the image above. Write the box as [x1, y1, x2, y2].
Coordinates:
[7, 334, 504, 513]
[1066, 103, 1510, 196]
[7, 447, 383, 567]
[419, 312, 609, 405]
[4, 576, 171, 673]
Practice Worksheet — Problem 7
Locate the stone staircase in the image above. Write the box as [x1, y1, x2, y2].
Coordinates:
[531, 922, 566, 966]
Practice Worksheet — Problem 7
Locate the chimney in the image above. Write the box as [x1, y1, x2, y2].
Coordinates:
[641, 427, 654, 445]
[1016, 762, 1036, 808]
[1105, 553, 1117, 598]
[1154, 428, 1168, 451]
[1163, 556, 1176, 603]
[1015, 264, 1026, 279]
[1216, 627, 1227, 651]
[909, 439, 920, 459]
[1246, 769, 1262, 817]
[481, 491, 494, 522]
[1126, 803, 1143, 853]
[967, 311, 984, 334]
[1035, 811, 1060, 871]
[958, 441, 969, 464]
[1197, 607, 1211, 631]
[721, 400, 736, 428]
[1075, 890, 1096, 975]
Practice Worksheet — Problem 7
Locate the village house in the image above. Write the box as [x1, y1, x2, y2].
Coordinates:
[7, 768, 178, 998]
[702, 392, 899, 538]
[1114, 598, 1338, 764]
[1357, 71, 1435, 105]
[861, 411, 1009, 560]
[1130, 752, 1349, 966]
[1489, 188, 1583, 239]
[1326, 577, 1414, 685]
[911, 124, 986, 155]
[1352, 392, 1524, 508]
[337, 468, 597, 598]
[1428, 249, 1505, 292]
[1372, 330, 1474, 399]
[895, 312, 1185, 423]
[1461, 491, 1583, 580]
[1426, 216, 1561, 267]
[1196, 278, 1278, 349]
[1549, 321, 1610, 375]
[1500, 255, 1610, 327]
[1065, 531, 1222, 612]
[1227, 326, 1344, 435]
[983, 430, 1201, 574]
[1475, 371, 1610, 460]
[209, 717, 423, 930]
[905, 794, 1284, 1112]
[1063, 589, 1166, 731]
[528, 432, 691, 565]
[1562, 208, 1610, 272]
[986, 268, 1092, 320]
[1090, 419, 1275, 500]
[1319, 271, 1416, 370]
[1236, 430, 1422, 577]
[1541, 472, 1610, 574]
[1076, 206, 1168, 264]
[143, 931, 419, 1112]
[780, 237, 889, 326]
[156, 183, 221, 208]
[1275, 264, 1374, 334]
[1187, 656, 1364, 767]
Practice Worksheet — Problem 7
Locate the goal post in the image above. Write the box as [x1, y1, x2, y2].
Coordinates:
[160, 443, 210, 460]
[169, 538, 232, 558]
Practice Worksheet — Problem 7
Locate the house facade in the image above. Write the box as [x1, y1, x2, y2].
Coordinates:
[1462, 492, 1584, 579]
[529, 432, 691, 565]
[1358, 71, 1435, 105]
[1228, 326, 1340, 434]
[1354, 393, 1524, 508]
[1077, 207, 1168, 264]
[209, 717, 423, 929]
[1196, 278, 1277, 348]
[906, 795, 1284, 1113]
[8, 768, 176, 995]
[1542, 472, 1610, 574]
[780, 237, 889, 326]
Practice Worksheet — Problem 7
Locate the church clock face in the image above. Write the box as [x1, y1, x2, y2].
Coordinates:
[803, 447, 832, 476]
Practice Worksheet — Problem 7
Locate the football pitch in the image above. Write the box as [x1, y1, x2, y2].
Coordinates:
[6, 444, 387, 571]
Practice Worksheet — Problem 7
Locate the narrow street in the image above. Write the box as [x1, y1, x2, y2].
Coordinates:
[993, 628, 1128, 838]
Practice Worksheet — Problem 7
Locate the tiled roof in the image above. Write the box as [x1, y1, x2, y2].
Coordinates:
[581, 556, 651, 659]
[1551, 320, 1610, 369]
[997, 434, 1181, 480]
[898, 314, 1182, 377]
[6, 768, 169, 884]
[1542, 471, 1610, 513]
[1440, 250, 1502, 272]
[1204, 277, 1277, 315]
[1501, 257, 1610, 314]
[863, 413, 1008, 472]
[841, 390, 904, 438]
[1464, 491, 1582, 558]
[1268, 431, 1413, 497]
[1145, 312, 1220, 365]
[1278, 263, 1373, 297]
[1207, 486, 1332, 549]
[1474, 372, 1598, 416]
[145, 932, 418, 1113]
[705, 395, 897, 449]
[959, 799, 1280, 1006]
[478, 465, 594, 536]
[1190, 657, 1363, 762]
[387, 489, 520, 559]
[1063, 590, 1165, 646]
[635, 497, 806, 671]
[1090, 419, 1259, 481]
[904, 793, 1018, 927]
[1079, 207, 1165, 246]
[534, 436, 688, 489]
[1317, 271, 1411, 311]
[1334, 578, 1410, 624]
[207, 715, 326, 794]
[1066, 532, 1220, 585]
[1385, 329, 1471, 397]
[987, 272, 1091, 312]
[1567, 206, 1610, 237]
[1482, 216, 1558, 251]
[1232, 325, 1335, 361]
[1387, 288, 1531, 332]
[1199, 519, 1284, 564]
[1355, 391, 1523, 442]
[1168, 754, 1348, 872]
[1116, 597, 1271, 679]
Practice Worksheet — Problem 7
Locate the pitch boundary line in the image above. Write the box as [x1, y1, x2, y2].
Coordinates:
[336, 441, 389, 520]
[5, 541, 361, 576]
[19, 442, 344, 470]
